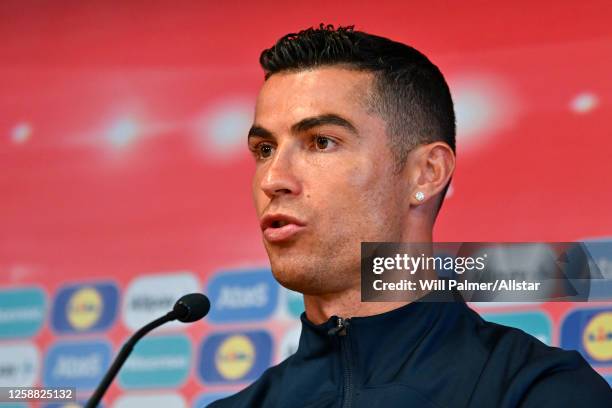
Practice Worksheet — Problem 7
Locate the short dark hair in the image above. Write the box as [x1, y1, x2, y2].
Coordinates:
[259, 24, 456, 209]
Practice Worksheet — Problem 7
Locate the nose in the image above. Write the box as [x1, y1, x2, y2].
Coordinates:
[259, 144, 302, 199]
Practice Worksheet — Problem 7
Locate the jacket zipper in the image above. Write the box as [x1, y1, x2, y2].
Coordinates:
[329, 317, 353, 408]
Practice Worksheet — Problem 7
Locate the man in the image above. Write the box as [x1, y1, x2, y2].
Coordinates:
[209, 25, 611, 407]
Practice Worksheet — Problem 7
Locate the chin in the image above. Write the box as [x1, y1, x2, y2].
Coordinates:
[269, 259, 310, 292]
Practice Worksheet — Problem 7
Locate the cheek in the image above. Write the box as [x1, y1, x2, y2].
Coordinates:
[251, 176, 266, 215]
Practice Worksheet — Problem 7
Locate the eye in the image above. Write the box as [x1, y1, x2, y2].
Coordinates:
[250, 142, 275, 160]
[314, 135, 336, 151]
[258, 143, 275, 159]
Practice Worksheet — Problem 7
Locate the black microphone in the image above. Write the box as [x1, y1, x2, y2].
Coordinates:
[85, 293, 211, 408]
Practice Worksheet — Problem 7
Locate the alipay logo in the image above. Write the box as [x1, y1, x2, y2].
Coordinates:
[0, 287, 46, 339]
[122, 272, 200, 331]
[207, 269, 278, 323]
[51, 282, 118, 334]
[119, 334, 191, 389]
[43, 340, 111, 389]
[199, 330, 272, 384]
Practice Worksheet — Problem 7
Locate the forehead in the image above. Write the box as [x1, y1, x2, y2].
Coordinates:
[254, 67, 374, 127]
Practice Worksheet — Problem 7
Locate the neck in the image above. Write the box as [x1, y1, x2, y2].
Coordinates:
[304, 224, 436, 324]
[303, 288, 413, 324]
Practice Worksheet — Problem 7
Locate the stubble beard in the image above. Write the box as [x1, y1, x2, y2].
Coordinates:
[265, 234, 362, 296]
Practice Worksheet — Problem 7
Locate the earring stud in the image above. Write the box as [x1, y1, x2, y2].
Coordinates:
[415, 191, 425, 202]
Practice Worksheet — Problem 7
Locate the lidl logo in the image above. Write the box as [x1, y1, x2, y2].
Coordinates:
[113, 393, 185, 408]
[0, 287, 46, 339]
[51, 282, 118, 334]
[43, 340, 111, 389]
[122, 272, 200, 331]
[0, 342, 39, 387]
[483, 311, 552, 345]
[199, 330, 272, 384]
[605, 374, 612, 387]
[119, 334, 191, 389]
[583, 312, 612, 361]
[561, 307, 612, 365]
[206, 269, 278, 323]
[192, 392, 232, 408]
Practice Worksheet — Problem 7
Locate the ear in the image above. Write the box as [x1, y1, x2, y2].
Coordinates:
[404, 142, 455, 207]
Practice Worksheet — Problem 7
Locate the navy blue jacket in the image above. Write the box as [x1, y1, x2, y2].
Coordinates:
[208, 295, 611, 407]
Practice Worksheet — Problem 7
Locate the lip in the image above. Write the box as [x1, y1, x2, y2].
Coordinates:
[260, 214, 306, 243]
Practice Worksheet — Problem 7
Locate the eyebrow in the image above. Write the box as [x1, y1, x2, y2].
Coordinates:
[291, 114, 358, 135]
[248, 113, 359, 141]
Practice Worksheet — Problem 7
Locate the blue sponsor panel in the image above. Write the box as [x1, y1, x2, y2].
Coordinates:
[483, 311, 552, 345]
[0, 287, 46, 339]
[561, 307, 612, 366]
[198, 330, 273, 384]
[51, 282, 119, 334]
[43, 340, 112, 390]
[206, 269, 278, 323]
[604, 374, 612, 387]
[118, 334, 192, 389]
[192, 392, 233, 408]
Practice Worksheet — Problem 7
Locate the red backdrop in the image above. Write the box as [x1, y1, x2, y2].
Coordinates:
[1, 1, 611, 406]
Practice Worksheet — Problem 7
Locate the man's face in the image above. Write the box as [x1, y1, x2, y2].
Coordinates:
[250, 67, 409, 295]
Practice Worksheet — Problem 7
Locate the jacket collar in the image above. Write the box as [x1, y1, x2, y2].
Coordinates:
[293, 289, 483, 407]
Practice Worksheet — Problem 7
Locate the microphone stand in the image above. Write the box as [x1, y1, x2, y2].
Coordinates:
[84, 310, 178, 408]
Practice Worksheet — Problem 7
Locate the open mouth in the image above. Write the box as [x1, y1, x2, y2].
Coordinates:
[271, 220, 289, 228]
[261, 214, 306, 242]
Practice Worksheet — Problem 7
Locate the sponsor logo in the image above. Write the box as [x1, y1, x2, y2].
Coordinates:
[123, 272, 200, 331]
[192, 392, 232, 408]
[207, 269, 278, 323]
[0, 342, 39, 387]
[43, 403, 94, 408]
[113, 393, 185, 408]
[483, 311, 552, 345]
[119, 334, 191, 389]
[199, 330, 272, 384]
[51, 282, 118, 334]
[278, 325, 301, 363]
[583, 312, 612, 361]
[0, 287, 46, 339]
[43, 340, 111, 389]
[561, 307, 612, 365]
